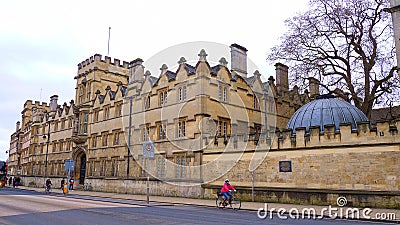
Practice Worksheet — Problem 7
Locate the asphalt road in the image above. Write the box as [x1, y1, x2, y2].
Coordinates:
[0, 188, 395, 225]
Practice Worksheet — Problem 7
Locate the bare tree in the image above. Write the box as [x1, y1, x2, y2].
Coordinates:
[267, 0, 399, 118]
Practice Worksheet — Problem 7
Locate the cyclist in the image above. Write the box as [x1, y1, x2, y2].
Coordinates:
[45, 178, 52, 192]
[220, 179, 236, 206]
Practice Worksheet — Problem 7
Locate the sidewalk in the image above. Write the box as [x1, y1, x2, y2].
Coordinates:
[14, 185, 400, 223]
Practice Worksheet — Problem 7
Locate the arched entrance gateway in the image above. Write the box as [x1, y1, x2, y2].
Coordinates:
[72, 147, 87, 185]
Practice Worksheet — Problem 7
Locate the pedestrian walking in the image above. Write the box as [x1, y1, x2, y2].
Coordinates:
[8, 177, 12, 186]
[61, 179, 65, 189]
[12, 177, 16, 188]
[69, 177, 74, 190]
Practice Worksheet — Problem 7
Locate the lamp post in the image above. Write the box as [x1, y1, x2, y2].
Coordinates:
[42, 95, 58, 184]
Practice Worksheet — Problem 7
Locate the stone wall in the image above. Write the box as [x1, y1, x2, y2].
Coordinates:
[204, 144, 400, 192]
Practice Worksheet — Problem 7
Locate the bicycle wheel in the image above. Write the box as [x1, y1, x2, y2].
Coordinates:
[216, 196, 224, 208]
[231, 198, 241, 210]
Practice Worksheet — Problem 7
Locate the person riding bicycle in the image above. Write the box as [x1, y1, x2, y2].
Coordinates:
[220, 179, 236, 206]
[45, 178, 52, 191]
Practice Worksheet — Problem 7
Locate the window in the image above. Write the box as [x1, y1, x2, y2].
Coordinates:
[217, 119, 230, 137]
[176, 155, 186, 178]
[158, 123, 166, 140]
[159, 89, 168, 106]
[178, 86, 187, 102]
[55, 121, 59, 131]
[177, 120, 186, 137]
[78, 85, 85, 104]
[115, 102, 122, 117]
[157, 156, 166, 178]
[87, 82, 91, 101]
[254, 95, 260, 109]
[219, 86, 228, 102]
[92, 136, 97, 148]
[66, 140, 71, 151]
[102, 133, 108, 146]
[223, 87, 227, 102]
[143, 125, 150, 141]
[112, 158, 119, 177]
[61, 120, 65, 130]
[114, 132, 120, 145]
[83, 113, 88, 133]
[145, 95, 151, 109]
[254, 124, 261, 143]
[93, 110, 99, 122]
[68, 118, 73, 128]
[104, 107, 110, 120]
[218, 86, 222, 101]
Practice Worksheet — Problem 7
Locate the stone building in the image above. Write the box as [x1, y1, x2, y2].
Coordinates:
[8, 43, 400, 208]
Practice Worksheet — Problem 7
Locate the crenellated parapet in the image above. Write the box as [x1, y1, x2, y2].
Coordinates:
[274, 119, 400, 149]
[76, 54, 130, 78]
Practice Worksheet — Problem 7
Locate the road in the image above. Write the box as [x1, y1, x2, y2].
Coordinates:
[0, 188, 395, 225]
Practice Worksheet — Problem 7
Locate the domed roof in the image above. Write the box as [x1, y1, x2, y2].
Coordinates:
[286, 95, 369, 134]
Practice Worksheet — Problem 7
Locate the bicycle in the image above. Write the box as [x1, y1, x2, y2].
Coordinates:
[45, 184, 52, 194]
[83, 182, 93, 191]
[216, 190, 241, 210]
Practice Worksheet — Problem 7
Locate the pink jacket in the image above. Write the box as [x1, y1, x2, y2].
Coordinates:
[221, 183, 236, 193]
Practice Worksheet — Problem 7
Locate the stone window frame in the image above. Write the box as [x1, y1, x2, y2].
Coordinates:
[178, 86, 187, 102]
[253, 94, 260, 110]
[103, 105, 111, 120]
[177, 119, 186, 138]
[157, 122, 167, 140]
[218, 85, 229, 103]
[175, 154, 186, 179]
[93, 109, 100, 122]
[114, 101, 123, 118]
[102, 132, 108, 147]
[142, 124, 150, 141]
[158, 88, 168, 106]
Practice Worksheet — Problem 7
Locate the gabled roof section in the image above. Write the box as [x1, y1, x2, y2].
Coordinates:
[210, 65, 222, 76]
[244, 76, 256, 85]
[149, 76, 158, 86]
[166, 71, 176, 81]
[183, 63, 195, 75]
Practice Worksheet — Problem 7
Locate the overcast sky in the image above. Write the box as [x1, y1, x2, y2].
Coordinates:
[0, 0, 310, 161]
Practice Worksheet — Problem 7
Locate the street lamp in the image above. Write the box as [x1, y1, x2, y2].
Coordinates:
[42, 95, 58, 182]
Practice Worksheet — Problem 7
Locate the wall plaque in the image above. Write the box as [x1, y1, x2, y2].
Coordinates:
[279, 160, 292, 172]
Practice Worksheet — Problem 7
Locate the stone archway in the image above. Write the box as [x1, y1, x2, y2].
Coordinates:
[72, 147, 87, 185]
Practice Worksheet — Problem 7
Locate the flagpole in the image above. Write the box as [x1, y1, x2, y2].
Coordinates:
[107, 27, 111, 56]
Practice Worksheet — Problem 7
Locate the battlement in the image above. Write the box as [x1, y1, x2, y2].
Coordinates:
[274, 120, 400, 149]
[23, 100, 48, 109]
[77, 54, 130, 70]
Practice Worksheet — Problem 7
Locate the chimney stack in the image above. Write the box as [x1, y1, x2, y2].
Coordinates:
[50, 95, 58, 114]
[16, 121, 20, 131]
[309, 77, 320, 98]
[275, 63, 289, 92]
[230, 43, 248, 77]
[129, 58, 145, 83]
